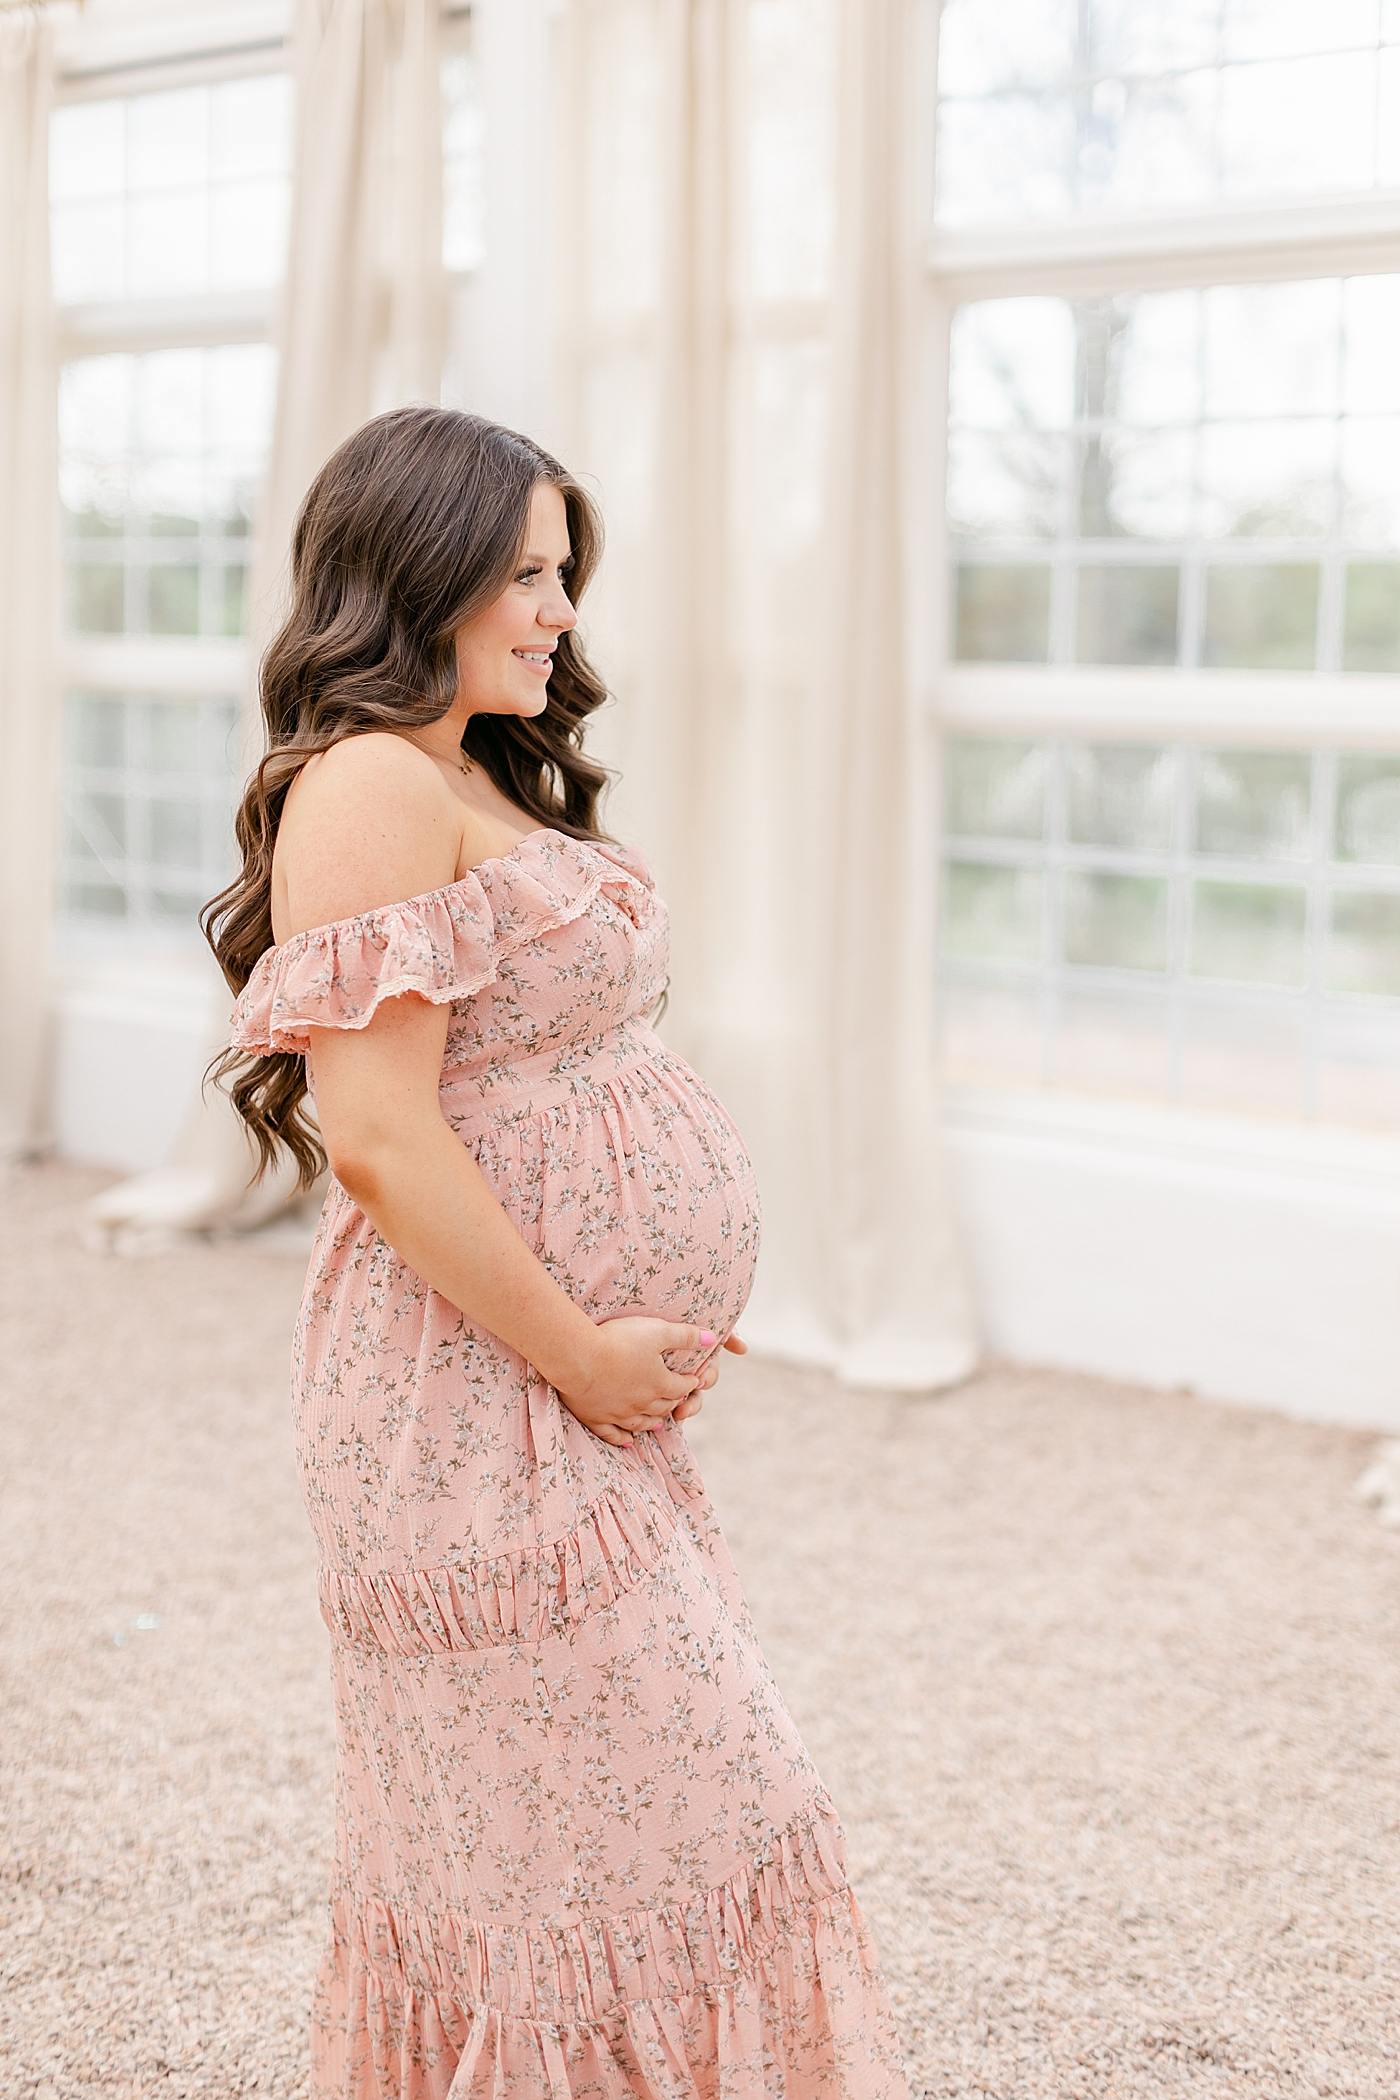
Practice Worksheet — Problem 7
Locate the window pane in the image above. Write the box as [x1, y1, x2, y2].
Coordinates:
[935, 94, 1076, 226]
[1077, 430, 1193, 540]
[1221, 52, 1377, 198]
[442, 45, 485, 272]
[79, 792, 127, 856]
[943, 863, 1045, 962]
[1195, 751, 1312, 859]
[1064, 872, 1170, 970]
[61, 693, 237, 929]
[1190, 880, 1307, 984]
[210, 179, 289, 293]
[50, 200, 125, 303]
[210, 75, 293, 183]
[67, 562, 125, 634]
[150, 798, 202, 866]
[1328, 891, 1400, 993]
[72, 694, 125, 770]
[949, 298, 1076, 429]
[948, 429, 1066, 541]
[1082, 72, 1218, 216]
[938, 13, 1392, 224]
[938, 0, 1078, 97]
[1075, 564, 1179, 664]
[48, 76, 291, 302]
[50, 98, 123, 201]
[1222, 0, 1379, 64]
[953, 564, 1051, 662]
[1335, 755, 1400, 862]
[148, 702, 201, 774]
[1087, 0, 1220, 74]
[1067, 743, 1176, 849]
[69, 881, 127, 919]
[1340, 418, 1400, 546]
[1343, 277, 1400, 414]
[1201, 564, 1319, 669]
[148, 563, 200, 636]
[945, 738, 1046, 839]
[1112, 289, 1201, 426]
[1196, 421, 1336, 540]
[60, 345, 275, 641]
[1343, 564, 1400, 671]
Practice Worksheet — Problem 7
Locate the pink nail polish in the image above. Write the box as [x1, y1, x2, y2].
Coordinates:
[699, 1330, 716, 1347]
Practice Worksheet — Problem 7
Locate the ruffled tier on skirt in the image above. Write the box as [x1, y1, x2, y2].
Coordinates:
[313, 1807, 907, 2100]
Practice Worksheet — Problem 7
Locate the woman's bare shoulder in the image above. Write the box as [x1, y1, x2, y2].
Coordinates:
[275, 733, 462, 939]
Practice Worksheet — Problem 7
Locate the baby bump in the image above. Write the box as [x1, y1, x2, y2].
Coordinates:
[292, 1047, 758, 1571]
[467, 1049, 761, 1351]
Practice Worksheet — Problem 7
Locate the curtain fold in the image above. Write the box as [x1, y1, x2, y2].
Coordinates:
[561, 0, 977, 1388]
[0, 14, 57, 1163]
[255, 0, 446, 640]
[89, 0, 446, 1245]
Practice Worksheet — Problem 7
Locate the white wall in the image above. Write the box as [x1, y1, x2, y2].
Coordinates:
[946, 1088, 1400, 1430]
[49, 955, 225, 1175]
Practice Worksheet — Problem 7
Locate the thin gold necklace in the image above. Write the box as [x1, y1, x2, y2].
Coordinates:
[407, 734, 471, 777]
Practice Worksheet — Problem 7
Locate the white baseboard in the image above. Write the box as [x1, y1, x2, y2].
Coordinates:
[945, 1086, 1400, 1429]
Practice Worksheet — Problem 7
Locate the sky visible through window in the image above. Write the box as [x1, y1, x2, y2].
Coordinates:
[937, 0, 1400, 225]
[949, 279, 1400, 672]
[50, 76, 293, 303]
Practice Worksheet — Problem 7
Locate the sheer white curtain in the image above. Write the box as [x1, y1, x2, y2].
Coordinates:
[90, 0, 446, 1243]
[558, 0, 976, 1387]
[255, 0, 445, 632]
[0, 12, 57, 1163]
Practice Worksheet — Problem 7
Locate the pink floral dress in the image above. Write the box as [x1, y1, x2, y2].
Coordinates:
[232, 829, 908, 2100]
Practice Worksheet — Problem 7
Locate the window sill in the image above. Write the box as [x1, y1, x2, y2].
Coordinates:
[943, 1081, 1400, 1205]
[934, 665, 1400, 745]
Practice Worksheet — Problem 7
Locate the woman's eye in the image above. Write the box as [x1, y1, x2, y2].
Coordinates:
[516, 565, 542, 584]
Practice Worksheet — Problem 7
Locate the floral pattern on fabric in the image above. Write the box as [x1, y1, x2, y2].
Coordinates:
[232, 830, 909, 2100]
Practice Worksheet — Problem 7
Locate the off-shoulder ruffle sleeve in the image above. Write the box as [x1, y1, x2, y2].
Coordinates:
[230, 830, 652, 1057]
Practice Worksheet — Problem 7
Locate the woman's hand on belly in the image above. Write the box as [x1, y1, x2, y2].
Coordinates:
[308, 994, 723, 1447]
[557, 1323, 747, 1447]
[668, 1330, 748, 1428]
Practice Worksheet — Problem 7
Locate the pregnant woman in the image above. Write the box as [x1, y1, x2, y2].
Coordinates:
[207, 407, 907, 2100]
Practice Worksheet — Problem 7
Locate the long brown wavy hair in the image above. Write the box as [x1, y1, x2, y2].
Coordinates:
[203, 406, 612, 1189]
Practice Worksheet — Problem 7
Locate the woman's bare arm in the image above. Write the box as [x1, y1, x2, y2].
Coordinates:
[310, 999, 713, 1445]
[279, 737, 719, 1446]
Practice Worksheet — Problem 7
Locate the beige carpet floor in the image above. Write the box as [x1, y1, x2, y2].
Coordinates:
[3, 1160, 1400, 2100]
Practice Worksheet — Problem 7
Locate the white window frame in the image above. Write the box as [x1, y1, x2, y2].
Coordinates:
[51, 16, 295, 943]
[921, 116, 1400, 747]
[919, 6, 1400, 1157]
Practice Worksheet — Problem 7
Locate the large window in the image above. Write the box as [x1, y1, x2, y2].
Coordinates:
[52, 69, 290, 933]
[933, 0, 1400, 1132]
[51, 19, 483, 938]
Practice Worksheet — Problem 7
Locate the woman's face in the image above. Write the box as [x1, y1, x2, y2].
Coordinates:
[453, 480, 578, 719]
